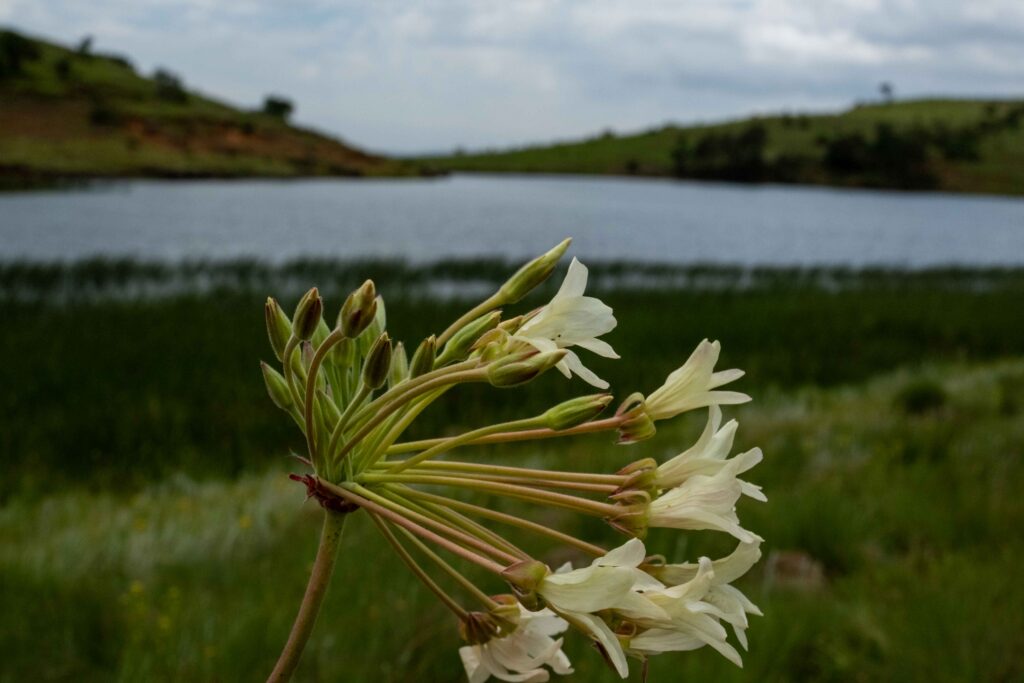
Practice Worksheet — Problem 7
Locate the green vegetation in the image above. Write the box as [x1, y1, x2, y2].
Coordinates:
[2, 260, 1023, 680]
[424, 98, 1024, 195]
[0, 28, 419, 185]
[2, 355, 1021, 681]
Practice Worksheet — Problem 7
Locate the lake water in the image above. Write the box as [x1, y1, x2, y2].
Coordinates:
[1, 174, 1022, 265]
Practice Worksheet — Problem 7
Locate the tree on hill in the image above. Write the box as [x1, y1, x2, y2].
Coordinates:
[153, 68, 187, 103]
[262, 95, 294, 121]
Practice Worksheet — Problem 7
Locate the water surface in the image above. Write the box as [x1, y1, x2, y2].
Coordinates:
[1, 174, 1022, 265]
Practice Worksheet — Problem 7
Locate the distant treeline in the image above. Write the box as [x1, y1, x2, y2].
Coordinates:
[3, 260, 1024, 499]
[671, 103, 1024, 189]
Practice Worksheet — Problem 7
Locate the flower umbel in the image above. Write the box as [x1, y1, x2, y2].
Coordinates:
[261, 241, 765, 682]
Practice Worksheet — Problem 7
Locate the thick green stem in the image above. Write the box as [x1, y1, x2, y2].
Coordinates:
[267, 510, 348, 683]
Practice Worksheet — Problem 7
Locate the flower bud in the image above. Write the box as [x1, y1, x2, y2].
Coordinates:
[260, 361, 292, 410]
[543, 394, 613, 431]
[338, 279, 377, 338]
[292, 287, 323, 342]
[361, 332, 392, 389]
[501, 559, 549, 609]
[498, 238, 571, 303]
[435, 311, 501, 367]
[497, 315, 525, 335]
[264, 297, 292, 361]
[615, 392, 657, 444]
[388, 341, 408, 388]
[408, 335, 436, 378]
[486, 350, 566, 388]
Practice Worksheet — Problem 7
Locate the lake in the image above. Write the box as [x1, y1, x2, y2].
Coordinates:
[1, 173, 1022, 265]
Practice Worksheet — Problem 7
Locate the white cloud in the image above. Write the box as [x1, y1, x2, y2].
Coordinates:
[4, 0, 1024, 152]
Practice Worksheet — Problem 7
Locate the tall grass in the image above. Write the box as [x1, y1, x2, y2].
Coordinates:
[1, 359, 1021, 681]
[3, 260, 1024, 498]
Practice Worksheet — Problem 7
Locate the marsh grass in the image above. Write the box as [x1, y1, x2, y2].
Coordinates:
[1, 359, 1022, 681]
[3, 261, 1024, 498]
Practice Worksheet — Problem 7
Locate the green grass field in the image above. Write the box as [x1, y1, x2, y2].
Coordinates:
[2, 261, 1023, 681]
[423, 99, 1024, 195]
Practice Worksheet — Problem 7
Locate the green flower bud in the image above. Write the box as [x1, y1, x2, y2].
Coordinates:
[543, 393, 613, 430]
[615, 392, 657, 444]
[497, 238, 571, 303]
[260, 361, 292, 410]
[338, 279, 378, 338]
[264, 297, 292, 361]
[388, 341, 409, 388]
[408, 335, 436, 378]
[435, 311, 501, 367]
[292, 287, 323, 341]
[486, 350, 566, 388]
[361, 332, 392, 389]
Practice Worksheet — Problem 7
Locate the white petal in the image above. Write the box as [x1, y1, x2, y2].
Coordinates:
[563, 351, 608, 389]
[573, 337, 619, 359]
[595, 538, 646, 569]
[565, 611, 629, 678]
[556, 257, 589, 299]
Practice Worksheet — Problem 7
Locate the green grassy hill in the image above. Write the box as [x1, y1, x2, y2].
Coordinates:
[424, 98, 1024, 195]
[0, 28, 418, 184]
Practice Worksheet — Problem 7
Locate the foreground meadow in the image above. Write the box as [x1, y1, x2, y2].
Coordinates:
[1, 262, 1022, 681]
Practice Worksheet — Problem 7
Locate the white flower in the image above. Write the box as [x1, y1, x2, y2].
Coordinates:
[459, 606, 574, 683]
[537, 539, 666, 678]
[645, 340, 749, 421]
[655, 406, 765, 501]
[648, 457, 765, 543]
[629, 558, 743, 667]
[653, 541, 763, 649]
[514, 258, 618, 389]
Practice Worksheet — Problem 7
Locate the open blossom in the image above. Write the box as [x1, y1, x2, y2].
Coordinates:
[514, 258, 618, 389]
[644, 339, 749, 421]
[629, 557, 743, 666]
[537, 539, 667, 678]
[655, 406, 765, 501]
[459, 606, 574, 683]
[648, 456, 765, 543]
[649, 541, 763, 649]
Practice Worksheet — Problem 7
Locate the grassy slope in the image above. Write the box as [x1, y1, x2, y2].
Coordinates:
[1, 358, 1022, 681]
[424, 98, 1024, 195]
[0, 29, 416, 180]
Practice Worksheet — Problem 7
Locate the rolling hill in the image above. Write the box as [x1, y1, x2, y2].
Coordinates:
[424, 98, 1024, 196]
[0, 28, 420, 185]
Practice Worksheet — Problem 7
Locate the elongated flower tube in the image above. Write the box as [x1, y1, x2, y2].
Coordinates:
[260, 241, 766, 683]
[643, 339, 750, 422]
[513, 258, 618, 389]
[648, 457, 765, 542]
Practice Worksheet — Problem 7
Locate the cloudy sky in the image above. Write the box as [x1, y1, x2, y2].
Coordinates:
[3, 1, 1024, 153]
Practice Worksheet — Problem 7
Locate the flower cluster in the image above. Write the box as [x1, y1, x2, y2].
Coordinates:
[263, 239, 765, 682]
